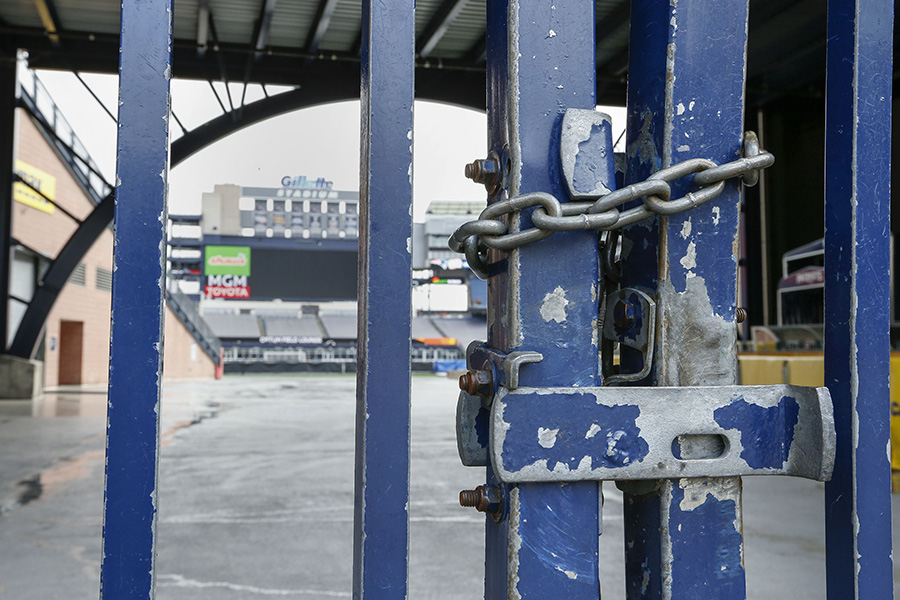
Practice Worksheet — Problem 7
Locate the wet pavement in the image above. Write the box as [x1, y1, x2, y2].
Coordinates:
[0, 375, 897, 598]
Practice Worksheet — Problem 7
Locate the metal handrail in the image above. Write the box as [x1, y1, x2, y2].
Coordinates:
[16, 66, 112, 205]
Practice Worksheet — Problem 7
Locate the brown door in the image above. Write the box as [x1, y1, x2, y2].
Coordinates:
[58, 321, 84, 385]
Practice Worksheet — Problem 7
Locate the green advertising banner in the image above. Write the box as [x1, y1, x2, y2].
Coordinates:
[205, 246, 251, 276]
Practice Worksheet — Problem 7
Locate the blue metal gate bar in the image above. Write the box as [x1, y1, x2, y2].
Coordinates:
[352, 0, 414, 597]
[100, 0, 172, 597]
[622, 1, 750, 597]
[824, 1, 894, 598]
[483, 1, 602, 597]
[0, 56, 17, 349]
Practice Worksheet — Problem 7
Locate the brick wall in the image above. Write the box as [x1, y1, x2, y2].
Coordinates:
[163, 307, 217, 380]
[12, 108, 215, 386]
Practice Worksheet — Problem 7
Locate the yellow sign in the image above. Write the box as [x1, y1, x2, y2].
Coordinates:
[13, 160, 56, 214]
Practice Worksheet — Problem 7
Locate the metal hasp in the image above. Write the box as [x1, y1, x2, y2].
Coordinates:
[99, 0, 172, 597]
[490, 385, 835, 483]
[823, 0, 894, 598]
[480, 0, 603, 597]
[352, 0, 414, 598]
[619, 0, 754, 597]
[602, 288, 656, 384]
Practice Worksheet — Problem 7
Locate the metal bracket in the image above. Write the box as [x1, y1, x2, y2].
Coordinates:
[502, 351, 544, 390]
[490, 384, 835, 483]
[602, 288, 656, 385]
[456, 343, 544, 467]
[457, 389, 490, 466]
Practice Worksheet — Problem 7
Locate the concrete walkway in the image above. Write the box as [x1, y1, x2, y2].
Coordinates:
[0, 375, 897, 598]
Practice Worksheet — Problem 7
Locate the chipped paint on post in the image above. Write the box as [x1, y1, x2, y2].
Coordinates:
[622, 0, 751, 597]
[100, 0, 172, 597]
[539, 286, 568, 323]
[353, 0, 415, 598]
[823, 1, 893, 598]
[483, 0, 603, 597]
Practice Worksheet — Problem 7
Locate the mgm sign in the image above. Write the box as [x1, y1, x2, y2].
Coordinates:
[204, 245, 251, 299]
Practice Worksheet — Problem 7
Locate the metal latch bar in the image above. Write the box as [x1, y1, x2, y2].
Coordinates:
[490, 384, 834, 483]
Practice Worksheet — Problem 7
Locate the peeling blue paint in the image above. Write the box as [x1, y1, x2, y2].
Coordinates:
[101, 1, 172, 597]
[714, 395, 799, 469]
[668, 485, 745, 597]
[501, 395, 649, 473]
[475, 405, 490, 448]
[824, 0, 894, 597]
[624, 493, 662, 599]
[517, 483, 599, 589]
[572, 121, 615, 196]
[352, 1, 415, 597]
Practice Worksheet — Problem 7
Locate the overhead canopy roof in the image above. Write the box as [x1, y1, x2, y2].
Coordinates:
[0, 0, 842, 110]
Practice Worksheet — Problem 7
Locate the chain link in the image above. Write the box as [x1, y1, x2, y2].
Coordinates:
[449, 132, 773, 279]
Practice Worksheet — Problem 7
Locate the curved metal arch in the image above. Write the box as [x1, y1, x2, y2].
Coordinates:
[8, 69, 486, 358]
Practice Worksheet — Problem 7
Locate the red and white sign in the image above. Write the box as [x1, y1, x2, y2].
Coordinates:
[205, 285, 250, 298]
[205, 274, 250, 298]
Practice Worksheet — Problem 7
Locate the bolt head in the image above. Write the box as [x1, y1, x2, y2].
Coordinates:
[459, 369, 493, 397]
[464, 158, 501, 192]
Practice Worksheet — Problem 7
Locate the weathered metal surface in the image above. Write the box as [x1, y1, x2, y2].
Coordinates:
[352, 0, 415, 598]
[560, 108, 616, 200]
[480, 0, 603, 598]
[490, 385, 834, 482]
[823, 1, 894, 598]
[99, 0, 172, 597]
[620, 0, 752, 597]
[0, 58, 16, 350]
[457, 389, 489, 466]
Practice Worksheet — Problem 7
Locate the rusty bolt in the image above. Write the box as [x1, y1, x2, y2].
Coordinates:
[736, 307, 747, 323]
[464, 157, 501, 194]
[459, 369, 493, 397]
[459, 485, 502, 516]
[613, 299, 636, 331]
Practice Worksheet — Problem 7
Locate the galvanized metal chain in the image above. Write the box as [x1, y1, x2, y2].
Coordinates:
[450, 132, 772, 279]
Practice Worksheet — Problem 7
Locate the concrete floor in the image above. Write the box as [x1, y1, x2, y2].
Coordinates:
[0, 375, 897, 598]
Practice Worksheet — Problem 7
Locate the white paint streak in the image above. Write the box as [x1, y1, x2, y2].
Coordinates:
[157, 574, 351, 597]
[679, 241, 696, 271]
[508, 487, 522, 600]
[548, 29, 556, 37]
[676, 102, 685, 115]
[712, 205, 721, 225]
[678, 477, 739, 511]
[677, 144, 690, 152]
[540, 286, 569, 323]
[586, 423, 602, 439]
[537, 427, 559, 448]
[555, 567, 578, 580]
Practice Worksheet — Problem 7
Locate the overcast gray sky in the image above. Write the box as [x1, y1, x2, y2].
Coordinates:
[32, 68, 625, 222]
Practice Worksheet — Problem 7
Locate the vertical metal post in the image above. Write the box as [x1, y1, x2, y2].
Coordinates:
[622, 0, 749, 598]
[100, 0, 172, 597]
[0, 55, 16, 349]
[824, 1, 894, 598]
[352, 0, 414, 597]
[483, 1, 601, 597]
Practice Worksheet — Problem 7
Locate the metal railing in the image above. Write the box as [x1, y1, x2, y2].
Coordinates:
[165, 280, 222, 364]
[16, 66, 112, 206]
